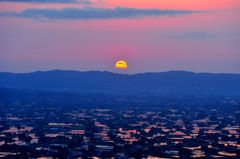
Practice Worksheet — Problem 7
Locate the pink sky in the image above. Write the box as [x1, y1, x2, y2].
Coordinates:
[0, 0, 239, 74]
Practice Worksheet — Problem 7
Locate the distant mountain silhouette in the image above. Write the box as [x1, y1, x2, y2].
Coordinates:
[0, 70, 240, 94]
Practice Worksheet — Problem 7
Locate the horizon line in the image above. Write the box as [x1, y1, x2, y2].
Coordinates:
[0, 69, 239, 75]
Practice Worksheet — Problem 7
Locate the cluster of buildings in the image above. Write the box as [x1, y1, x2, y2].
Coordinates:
[0, 89, 240, 158]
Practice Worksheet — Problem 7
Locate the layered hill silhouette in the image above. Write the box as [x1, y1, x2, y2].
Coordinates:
[0, 70, 240, 94]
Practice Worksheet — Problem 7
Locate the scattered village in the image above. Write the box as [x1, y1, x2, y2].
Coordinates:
[0, 88, 240, 158]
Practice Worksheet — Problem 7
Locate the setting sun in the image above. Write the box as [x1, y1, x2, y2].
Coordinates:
[115, 60, 128, 69]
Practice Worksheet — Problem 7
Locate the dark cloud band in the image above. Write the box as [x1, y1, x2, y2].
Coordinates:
[0, 7, 198, 20]
[176, 32, 218, 39]
[0, 0, 91, 4]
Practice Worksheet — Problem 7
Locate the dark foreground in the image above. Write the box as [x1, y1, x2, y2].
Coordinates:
[0, 88, 240, 158]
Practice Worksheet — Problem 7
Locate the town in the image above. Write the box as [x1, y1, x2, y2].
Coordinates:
[0, 88, 240, 158]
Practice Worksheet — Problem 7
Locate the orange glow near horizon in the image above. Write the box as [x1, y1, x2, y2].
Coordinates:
[115, 60, 128, 69]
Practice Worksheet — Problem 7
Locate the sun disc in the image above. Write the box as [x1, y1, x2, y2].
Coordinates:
[115, 60, 128, 69]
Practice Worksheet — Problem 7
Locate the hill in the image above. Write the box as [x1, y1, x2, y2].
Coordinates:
[0, 70, 240, 94]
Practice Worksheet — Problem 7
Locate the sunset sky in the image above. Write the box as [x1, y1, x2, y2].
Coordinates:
[0, 0, 239, 74]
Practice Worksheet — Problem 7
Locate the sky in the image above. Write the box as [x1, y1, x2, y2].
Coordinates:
[0, 0, 240, 74]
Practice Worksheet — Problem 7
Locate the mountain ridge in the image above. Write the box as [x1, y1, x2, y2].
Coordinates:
[1, 70, 240, 94]
[1, 69, 239, 75]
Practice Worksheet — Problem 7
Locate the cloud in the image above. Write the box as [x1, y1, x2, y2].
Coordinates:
[0, 7, 198, 20]
[0, 0, 92, 4]
[172, 32, 218, 39]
